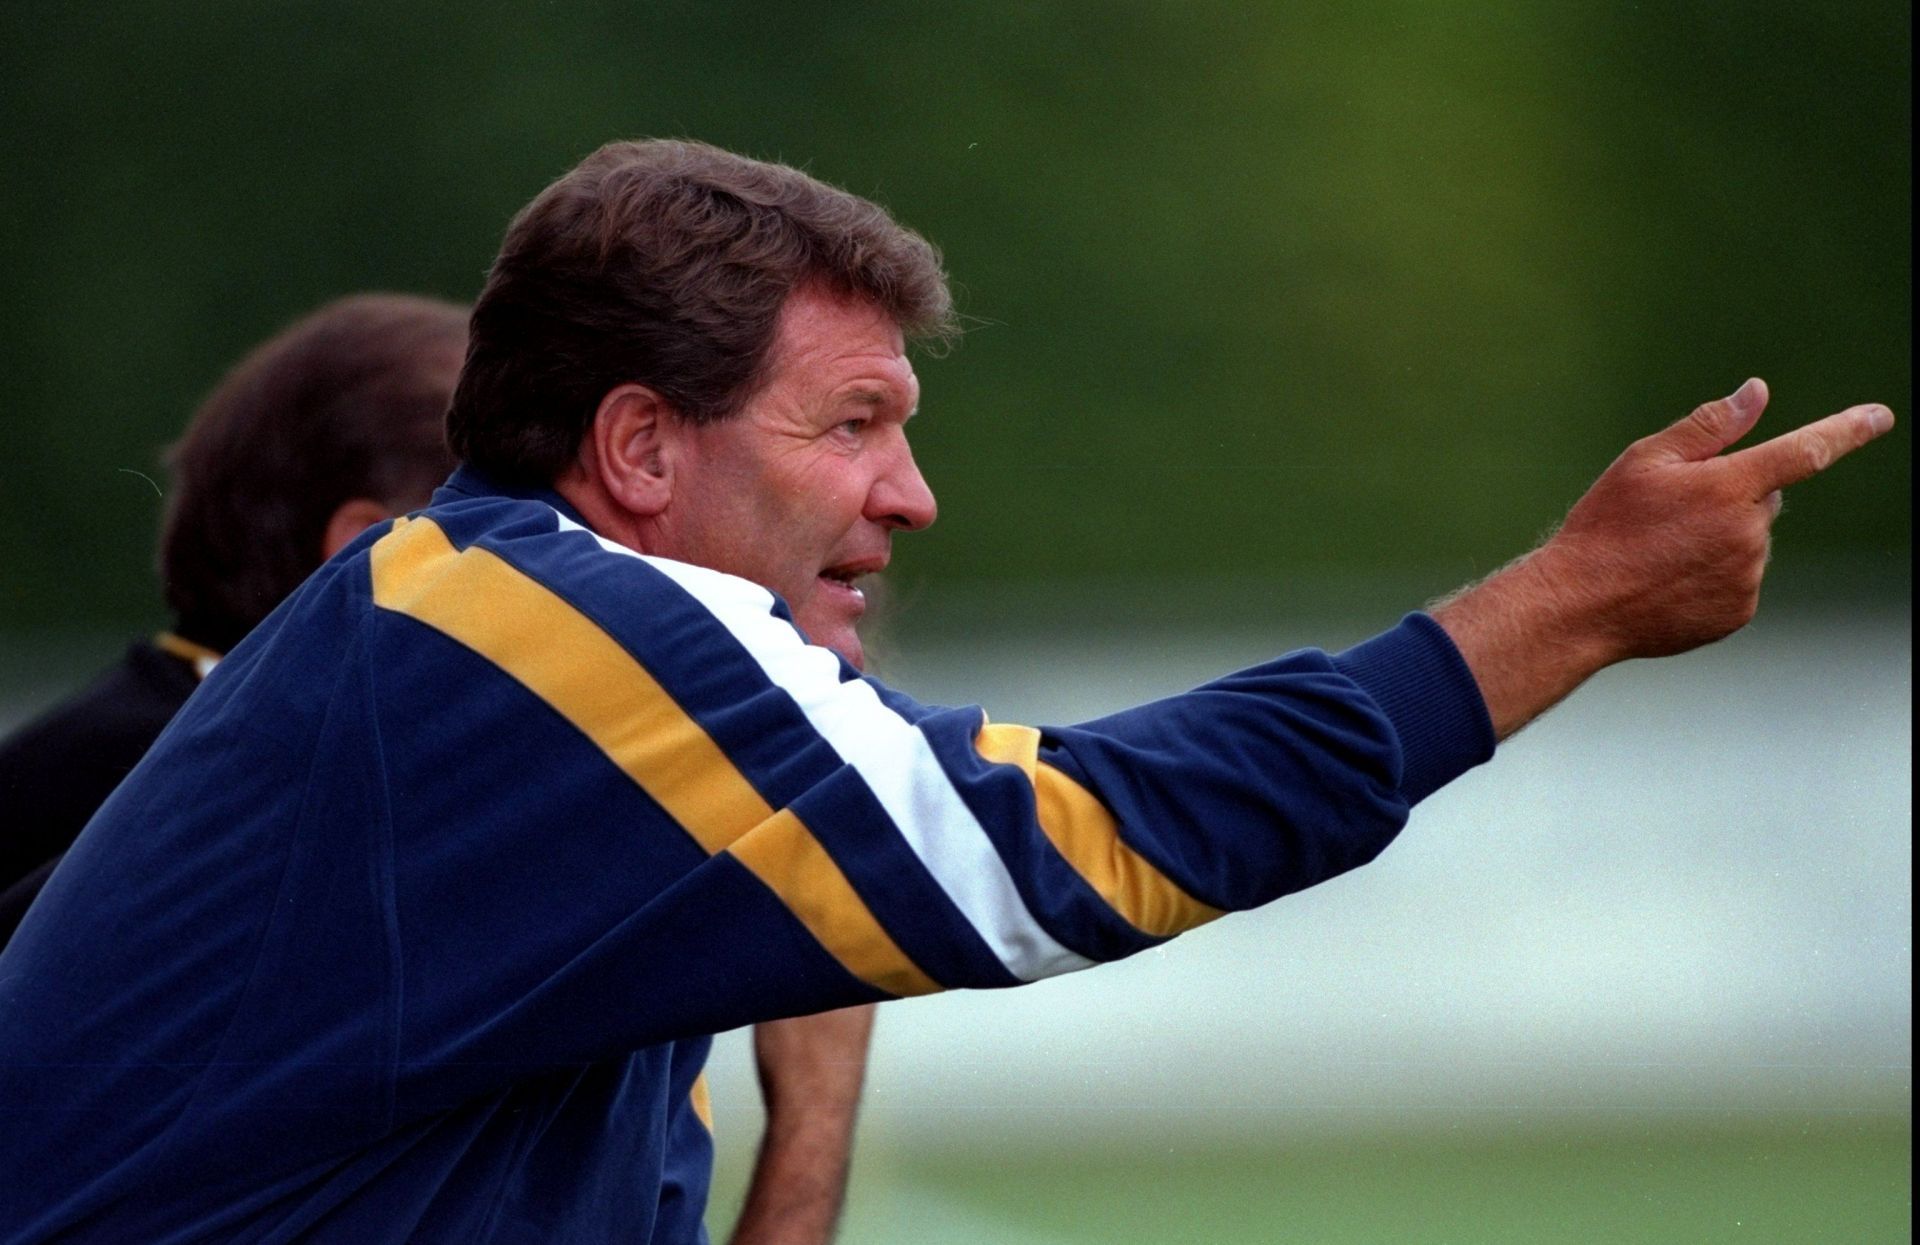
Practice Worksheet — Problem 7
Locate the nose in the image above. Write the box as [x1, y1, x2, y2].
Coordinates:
[868, 436, 937, 532]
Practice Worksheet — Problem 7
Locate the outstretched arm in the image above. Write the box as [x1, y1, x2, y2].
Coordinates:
[726, 1005, 877, 1245]
[1431, 380, 1894, 738]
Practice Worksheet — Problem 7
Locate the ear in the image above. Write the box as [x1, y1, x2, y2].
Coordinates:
[588, 384, 678, 517]
[321, 497, 396, 560]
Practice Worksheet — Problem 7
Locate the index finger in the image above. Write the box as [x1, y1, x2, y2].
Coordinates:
[1723, 403, 1894, 495]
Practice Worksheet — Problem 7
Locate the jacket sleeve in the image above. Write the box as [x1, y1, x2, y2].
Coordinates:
[880, 614, 1495, 972]
[650, 537, 1496, 991]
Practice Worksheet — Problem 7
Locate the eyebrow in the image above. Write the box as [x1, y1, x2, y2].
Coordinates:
[844, 386, 918, 418]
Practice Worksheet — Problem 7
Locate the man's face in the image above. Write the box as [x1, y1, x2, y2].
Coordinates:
[657, 288, 935, 668]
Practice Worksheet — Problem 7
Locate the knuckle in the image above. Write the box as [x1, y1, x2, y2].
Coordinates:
[1686, 403, 1726, 438]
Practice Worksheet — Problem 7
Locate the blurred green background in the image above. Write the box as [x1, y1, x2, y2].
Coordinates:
[0, 0, 1908, 636]
[0, 5, 1908, 1242]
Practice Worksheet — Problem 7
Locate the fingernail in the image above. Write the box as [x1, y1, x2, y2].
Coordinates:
[1727, 378, 1763, 415]
[1866, 406, 1894, 435]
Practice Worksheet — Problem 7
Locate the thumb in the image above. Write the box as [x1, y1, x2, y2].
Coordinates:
[1647, 377, 1770, 462]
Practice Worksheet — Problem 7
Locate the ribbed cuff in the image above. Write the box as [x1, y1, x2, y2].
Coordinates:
[1332, 612, 1495, 805]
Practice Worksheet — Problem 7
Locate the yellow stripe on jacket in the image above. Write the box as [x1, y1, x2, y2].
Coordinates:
[368, 515, 940, 996]
[975, 723, 1223, 939]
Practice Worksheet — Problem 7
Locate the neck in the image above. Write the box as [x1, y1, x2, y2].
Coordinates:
[552, 472, 660, 557]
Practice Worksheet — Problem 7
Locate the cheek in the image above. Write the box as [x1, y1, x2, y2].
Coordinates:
[730, 461, 866, 596]
[751, 504, 828, 597]
[771, 472, 857, 548]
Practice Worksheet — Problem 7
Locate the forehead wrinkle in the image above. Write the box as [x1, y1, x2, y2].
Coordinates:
[758, 289, 918, 422]
[831, 353, 917, 402]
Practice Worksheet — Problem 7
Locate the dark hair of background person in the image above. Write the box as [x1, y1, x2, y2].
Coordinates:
[160, 293, 468, 653]
[447, 138, 959, 486]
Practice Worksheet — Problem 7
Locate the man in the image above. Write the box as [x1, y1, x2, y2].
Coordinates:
[0, 287, 876, 1244]
[0, 141, 1891, 1242]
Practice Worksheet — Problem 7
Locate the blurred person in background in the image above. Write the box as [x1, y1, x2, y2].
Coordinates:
[0, 141, 1892, 1244]
[0, 289, 875, 1245]
[0, 293, 468, 938]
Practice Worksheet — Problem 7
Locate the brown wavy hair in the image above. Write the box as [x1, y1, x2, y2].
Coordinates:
[159, 293, 467, 652]
[448, 139, 957, 484]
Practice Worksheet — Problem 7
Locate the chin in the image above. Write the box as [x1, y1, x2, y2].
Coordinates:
[801, 622, 862, 669]
[791, 601, 862, 668]
[826, 631, 864, 670]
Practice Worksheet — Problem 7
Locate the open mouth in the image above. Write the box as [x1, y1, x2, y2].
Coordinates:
[817, 563, 877, 605]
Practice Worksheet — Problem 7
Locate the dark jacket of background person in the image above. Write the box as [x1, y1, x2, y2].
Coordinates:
[0, 293, 467, 942]
[0, 639, 202, 940]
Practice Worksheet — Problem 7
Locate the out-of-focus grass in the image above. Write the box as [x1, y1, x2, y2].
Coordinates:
[710, 1114, 1911, 1244]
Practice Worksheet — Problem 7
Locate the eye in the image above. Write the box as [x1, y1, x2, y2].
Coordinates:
[832, 416, 870, 439]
